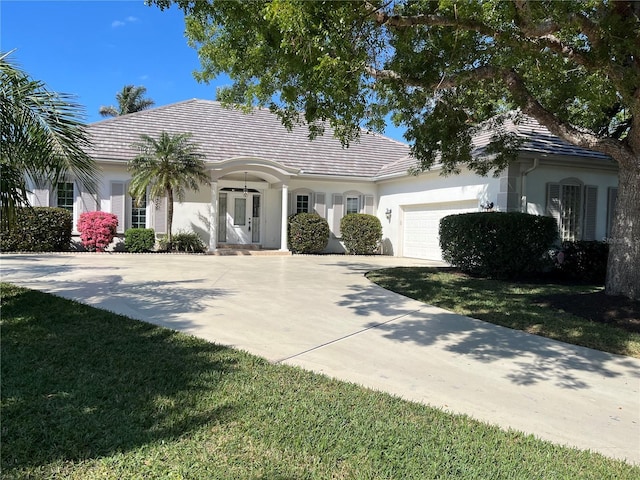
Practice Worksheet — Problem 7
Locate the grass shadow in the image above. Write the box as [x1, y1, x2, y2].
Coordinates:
[1, 284, 238, 471]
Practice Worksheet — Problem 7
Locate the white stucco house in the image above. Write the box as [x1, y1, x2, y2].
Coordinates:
[29, 99, 619, 260]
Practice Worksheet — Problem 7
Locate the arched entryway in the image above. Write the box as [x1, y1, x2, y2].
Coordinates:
[208, 158, 299, 252]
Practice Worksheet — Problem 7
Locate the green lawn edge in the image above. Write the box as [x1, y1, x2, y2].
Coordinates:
[366, 267, 640, 359]
[2, 283, 638, 479]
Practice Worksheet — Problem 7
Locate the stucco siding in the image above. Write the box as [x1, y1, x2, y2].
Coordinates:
[524, 165, 618, 241]
[377, 169, 500, 256]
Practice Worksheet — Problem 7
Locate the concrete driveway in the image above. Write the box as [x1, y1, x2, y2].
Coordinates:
[1, 253, 639, 464]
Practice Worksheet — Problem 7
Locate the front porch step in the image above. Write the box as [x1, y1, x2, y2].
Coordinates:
[210, 248, 291, 256]
[217, 244, 261, 250]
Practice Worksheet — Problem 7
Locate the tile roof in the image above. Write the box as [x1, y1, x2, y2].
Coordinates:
[376, 113, 613, 177]
[85, 99, 410, 178]
[86, 102, 612, 180]
[472, 113, 612, 160]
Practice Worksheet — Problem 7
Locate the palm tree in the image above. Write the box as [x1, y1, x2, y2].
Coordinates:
[0, 51, 99, 230]
[99, 85, 155, 117]
[128, 132, 208, 246]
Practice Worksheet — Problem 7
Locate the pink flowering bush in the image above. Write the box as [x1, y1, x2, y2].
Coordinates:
[77, 212, 118, 252]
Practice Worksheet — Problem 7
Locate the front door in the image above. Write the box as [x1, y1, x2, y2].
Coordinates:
[219, 192, 261, 245]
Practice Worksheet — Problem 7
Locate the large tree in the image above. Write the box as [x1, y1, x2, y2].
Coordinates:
[0, 51, 98, 230]
[129, 131, 208, 246]
[99, 85, 155, 117]
[152, 0, 640, 299]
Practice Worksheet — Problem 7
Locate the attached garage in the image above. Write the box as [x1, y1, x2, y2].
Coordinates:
[401, 201, 478, 260]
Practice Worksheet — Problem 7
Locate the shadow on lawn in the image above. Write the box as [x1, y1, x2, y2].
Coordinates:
[1, 286, 239, 471]
[340, 280, 639, 390]
[2, 257, 233, 329]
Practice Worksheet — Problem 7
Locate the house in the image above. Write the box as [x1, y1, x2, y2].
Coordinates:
[28, 99, 619, 260]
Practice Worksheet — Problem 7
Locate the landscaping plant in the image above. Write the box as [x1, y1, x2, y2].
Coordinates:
[124, 228, 156, 253]
[340, 213, 382, 255]
[170, 231, 206, 253]
[0, 207, 72, 252]
[439, 212, 558, 279]
[77, 211, 118, 252]
[287, 212, 330, 254]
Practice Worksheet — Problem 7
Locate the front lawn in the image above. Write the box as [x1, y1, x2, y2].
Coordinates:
[366, 267, 640, 358]
[2, 283, 638, 478]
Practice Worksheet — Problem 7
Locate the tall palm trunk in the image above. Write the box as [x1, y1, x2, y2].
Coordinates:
[166, 187, 174, 248]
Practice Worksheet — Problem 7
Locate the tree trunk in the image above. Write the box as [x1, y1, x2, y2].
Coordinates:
[166, 188, 174, 248]
[605, 161, 640, 300]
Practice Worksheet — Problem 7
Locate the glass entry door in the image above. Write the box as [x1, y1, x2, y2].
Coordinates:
[219, 192, 260, 244]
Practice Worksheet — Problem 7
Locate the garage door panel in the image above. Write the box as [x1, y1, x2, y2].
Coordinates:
[402, 201, 477, 260]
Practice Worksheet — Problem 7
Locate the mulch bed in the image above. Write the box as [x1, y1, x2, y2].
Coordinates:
[534, 291, 640, 334]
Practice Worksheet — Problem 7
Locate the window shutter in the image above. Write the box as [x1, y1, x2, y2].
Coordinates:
[154, 196, 167, 234]
[332, 193, 344, 237]
[79, 184, 98, 214]
[607, 187, 618, 238]
[314, 192, 326, 218]
[111, 182, 126, 234]
[546, 183, 561, 224]
[583, 186, 597, 241]
[33, 187, 50, 206]
[363, 195, 374, 215]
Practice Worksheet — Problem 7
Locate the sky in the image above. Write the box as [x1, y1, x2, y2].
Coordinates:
[1, 0, 407, 143]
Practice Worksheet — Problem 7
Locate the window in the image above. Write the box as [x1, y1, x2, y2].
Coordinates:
[131, 195, 147, 229]
[346, 196, 360, 215]
[546, 179, 598, 241]
[559, 183, 581, 241]
[57, 182, 74, 212]
[234, 198, 246, 226]
[296, 194, 310, 213]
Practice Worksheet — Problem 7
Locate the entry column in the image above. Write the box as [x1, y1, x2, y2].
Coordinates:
[209, 179, 218, 251]
[280, 184, 289, 251]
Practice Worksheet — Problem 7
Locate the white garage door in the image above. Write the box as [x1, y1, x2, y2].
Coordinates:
[402, 201, 478, 261]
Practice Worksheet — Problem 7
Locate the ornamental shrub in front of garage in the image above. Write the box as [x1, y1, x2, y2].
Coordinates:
[0, 207, 73, 252]
[439, 212, 558, 278]
[341, 213, 382, 255]
[288, 213, 330, 254]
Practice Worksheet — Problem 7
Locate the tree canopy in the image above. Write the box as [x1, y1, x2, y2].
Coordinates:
[152, 0, 640, 299]
[0, 51, 98, 230]
[99, 85, 155, 117]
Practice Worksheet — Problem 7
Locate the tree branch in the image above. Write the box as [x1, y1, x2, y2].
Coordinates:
[365, 1, 494, 36]
[502, 69, 632, 162]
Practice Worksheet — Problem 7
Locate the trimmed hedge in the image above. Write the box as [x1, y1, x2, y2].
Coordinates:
[0, 207, 73, 252]
[125, 228, 156, 253]
[439, 212, 558, 278]
[556, 241, 609, 284]
[288, 213, 330, 254]
[340, 213, 382, 255]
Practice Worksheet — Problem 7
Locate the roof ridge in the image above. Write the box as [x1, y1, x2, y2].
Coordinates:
[90, 98, 204, 126]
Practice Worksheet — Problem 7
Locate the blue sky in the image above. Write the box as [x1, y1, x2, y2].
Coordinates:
[2, 0, 407, 142]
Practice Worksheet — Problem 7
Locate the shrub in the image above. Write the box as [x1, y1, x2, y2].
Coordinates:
[0, 207, 72, 252]
[439, 212, 558, 278]
[340, 213, 382, 255]
[287, 213, 330, 254]
[555, 241, 609, 284]
[171, 231, 206, 253]
[124, 228, 156, 253]
[77, 211, 118, 252]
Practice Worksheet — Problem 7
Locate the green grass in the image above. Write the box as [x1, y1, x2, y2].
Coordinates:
[2, 283, 638, 479]
[366, 267, 640, 359]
